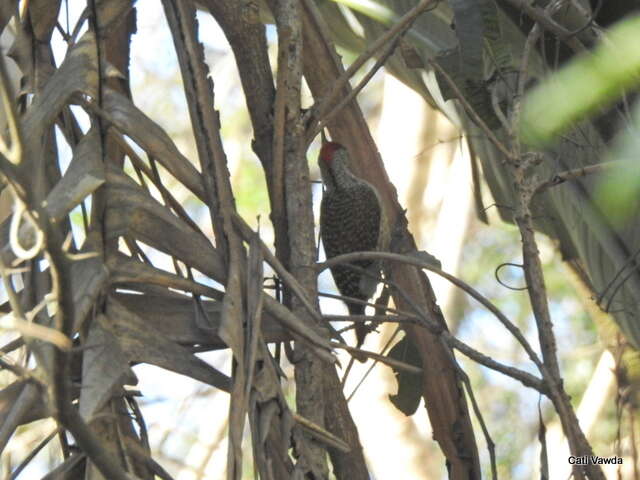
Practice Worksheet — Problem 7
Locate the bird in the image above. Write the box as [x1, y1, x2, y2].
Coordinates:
[318, 140, 385, 352]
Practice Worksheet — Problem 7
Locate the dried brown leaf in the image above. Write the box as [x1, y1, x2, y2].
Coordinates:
[0, 128, 104, 265]
[0, 1, 17, 33]
[104, 164, 225, 281]
[22, 32, 98, 142]
[262, 297, 335, 364]
[245, 231, 264, 394]
[101, 89, 206, 201]
[79, 314, 137, 421]
[45, 127, 105, 221]
[39, 453, 85, 480]
[108, 252, 222, 299]
[215, 281, 244, 359]
[28, 0, 61, 41]
[0, 380, 46, 428]
[68, 237, 108, 333]
[95, 0, 134, 33]
[110, 292, 289, 348]
[106, 298, 231, 392]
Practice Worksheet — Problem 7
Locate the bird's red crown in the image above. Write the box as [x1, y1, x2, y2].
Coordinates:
[319, 141, 344, 164]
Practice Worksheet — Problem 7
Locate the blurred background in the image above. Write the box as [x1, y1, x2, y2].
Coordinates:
[0, 1, 630, 479]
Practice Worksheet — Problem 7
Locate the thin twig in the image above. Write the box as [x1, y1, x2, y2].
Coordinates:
[455, 363, 497, 480]
[318, 251, 546, 371]
[0, 53, 23, 165]
[9, 428, 60, 480]
[333, 339, 421, 372]
[502, 0, 586, 52]
[444, 332, 546, 393]
[507, 68, 604, 479]
[319, 291, 409, 317]
[511, 22, 541, 159]
[0, 382, 40, 453]
[304, 0, 437, 134]
[306, 6, 421, 145]
[346, 325, 403, 402]
[538, 397, 549, 480]
[533, 160, 618, 196]
[320, 253, 548, 393]
[233, 213, 343, 342]
[323, 314, 417, 324]
[429, 59, 515, 160]
[292, 412, 351, 453]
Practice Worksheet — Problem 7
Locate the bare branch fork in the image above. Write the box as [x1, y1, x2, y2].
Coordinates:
[304, 0, 438, 143]
[510, 171, 603, 479]
[317, 251, 548, 393]
[505, 10, 604, 479]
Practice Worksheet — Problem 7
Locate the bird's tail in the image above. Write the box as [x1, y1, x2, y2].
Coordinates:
[348, 302, 368, 354]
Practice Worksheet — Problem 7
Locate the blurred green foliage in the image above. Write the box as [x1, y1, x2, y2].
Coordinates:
[521, 15, 640, 146]
[331, 0, 398, 24]
[595, 100, 640, 224]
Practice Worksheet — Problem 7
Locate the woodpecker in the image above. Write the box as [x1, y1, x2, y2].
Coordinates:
[318, 141, 384, 351]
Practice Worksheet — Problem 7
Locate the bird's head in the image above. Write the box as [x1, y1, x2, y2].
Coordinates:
[318, 141, 350, 190]
[319, 141, 346, 166]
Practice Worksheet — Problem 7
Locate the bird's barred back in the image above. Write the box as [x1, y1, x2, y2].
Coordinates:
[320, 183, 381, 305]
[320, 184, 381, 255]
